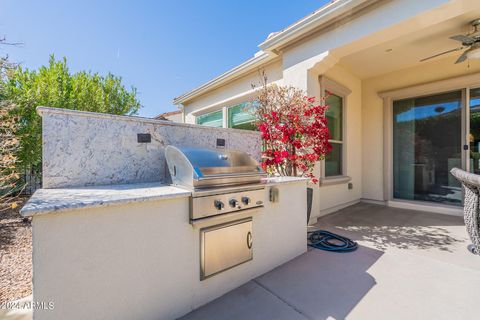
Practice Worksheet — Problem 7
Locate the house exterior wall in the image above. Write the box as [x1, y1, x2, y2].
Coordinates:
[317, 65, 363, 214]
[361, 57, 480, 202]
[177, 0, 476, 218]
[269, 0, 456, 218]
[184, 60, 363, 218]
[164, 112, 183, 123]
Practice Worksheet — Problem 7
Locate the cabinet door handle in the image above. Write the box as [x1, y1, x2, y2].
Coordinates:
[246, 231, 253, 249]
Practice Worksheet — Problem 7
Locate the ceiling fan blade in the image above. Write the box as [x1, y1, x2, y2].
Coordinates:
[455, 51, 468, 64]
[420, 47, 464, 62]
[450, 34, 475, 44]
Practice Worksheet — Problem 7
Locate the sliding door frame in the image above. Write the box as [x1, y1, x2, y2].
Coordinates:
[379, 73, 480, 213]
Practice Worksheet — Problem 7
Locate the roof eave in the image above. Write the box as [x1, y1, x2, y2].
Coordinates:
[173, 51, 274, 105]
[173, 0, 379, 106]
[259, 0, 375, 52]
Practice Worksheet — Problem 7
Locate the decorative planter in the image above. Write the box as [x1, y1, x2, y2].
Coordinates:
[307, 187, 313, 225]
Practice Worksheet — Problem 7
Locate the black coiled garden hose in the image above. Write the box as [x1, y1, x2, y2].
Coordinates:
[308, 230, 358, 252]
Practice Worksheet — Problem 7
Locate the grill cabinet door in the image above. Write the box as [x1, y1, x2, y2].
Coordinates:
[201, 218, 253, 280]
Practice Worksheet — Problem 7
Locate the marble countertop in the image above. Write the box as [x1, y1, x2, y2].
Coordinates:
[20, 182, 191, 217]
[20, 176, 308, 217]
[261, 176, 309, 185]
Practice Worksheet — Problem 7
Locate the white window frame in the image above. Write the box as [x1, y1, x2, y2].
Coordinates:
[319, 76, 352, 186]
[195, 98, 257, 130]
[226, 101, 258, 130]
[194, 109, 224, 128]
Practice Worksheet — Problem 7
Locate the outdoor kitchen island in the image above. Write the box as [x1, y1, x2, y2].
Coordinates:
[20, 107, 308, 320]
[21, 177, 307, 320]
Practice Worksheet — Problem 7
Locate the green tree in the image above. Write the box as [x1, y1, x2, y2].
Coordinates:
[2, 55, 141, 168]
[1, 54, 23, 208]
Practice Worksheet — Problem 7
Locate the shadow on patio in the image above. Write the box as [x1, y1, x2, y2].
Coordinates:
[181, 245, 383, 320]
[181, 203, 480, 320]
[254, 245, 382, 320]
[317, 203, 466, 252]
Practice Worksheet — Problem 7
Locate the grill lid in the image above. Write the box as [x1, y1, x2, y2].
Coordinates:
[165, 146, 265, 190]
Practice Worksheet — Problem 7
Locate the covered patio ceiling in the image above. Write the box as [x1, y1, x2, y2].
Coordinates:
[336, 10, 480, 79]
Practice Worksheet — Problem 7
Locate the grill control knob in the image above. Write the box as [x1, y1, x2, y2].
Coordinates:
[214, 200, 224, 210]
[241, 197, 251, 205]
[229, 199, 239, 208]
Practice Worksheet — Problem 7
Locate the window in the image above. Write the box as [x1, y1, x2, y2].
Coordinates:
[320, 76, 351, 183]
[196, 110, 223, 128]
[227, 102, 257, 130]
[325, 93, 343, 176]
[195, 101, 258, 131]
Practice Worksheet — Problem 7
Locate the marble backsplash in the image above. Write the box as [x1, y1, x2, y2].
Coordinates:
[39, 107, 261, 188]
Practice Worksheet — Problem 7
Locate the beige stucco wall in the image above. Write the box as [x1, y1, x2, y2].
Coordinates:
[183, 59, 283, 124]
[288, 64, 363, 220]
[32, 181, 307, 320]
[316, 65, 363, 214]
[361, 56, 480, 201]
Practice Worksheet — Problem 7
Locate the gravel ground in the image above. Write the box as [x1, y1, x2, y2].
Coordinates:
[0, 198, 32, 304]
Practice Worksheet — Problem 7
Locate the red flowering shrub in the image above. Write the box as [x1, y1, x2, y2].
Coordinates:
[254, 83, 331, 184]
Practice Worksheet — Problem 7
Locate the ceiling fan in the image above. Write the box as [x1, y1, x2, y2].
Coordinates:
[421, 19, 480, 64]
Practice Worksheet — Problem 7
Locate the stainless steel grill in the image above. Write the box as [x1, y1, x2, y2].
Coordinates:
[165, 145, 266, 280]
[165, 146, 266, 222]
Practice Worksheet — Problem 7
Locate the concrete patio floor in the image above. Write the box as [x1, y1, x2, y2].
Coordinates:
[180, 202, 480, 320]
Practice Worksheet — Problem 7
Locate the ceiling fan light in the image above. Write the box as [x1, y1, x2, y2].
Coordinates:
[466, 47, 480, 60]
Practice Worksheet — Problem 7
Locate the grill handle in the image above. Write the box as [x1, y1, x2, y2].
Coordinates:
[197, 172, 266, 181]
[246, 231, 253, 249]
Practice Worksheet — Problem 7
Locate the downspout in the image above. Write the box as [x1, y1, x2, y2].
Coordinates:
[179, 104, 186, 123]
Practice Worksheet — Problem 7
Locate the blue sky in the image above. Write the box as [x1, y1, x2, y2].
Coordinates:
[1, 0, 328, 117]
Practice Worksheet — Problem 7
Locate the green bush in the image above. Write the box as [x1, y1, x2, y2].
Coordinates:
[2, 55, 141, 168]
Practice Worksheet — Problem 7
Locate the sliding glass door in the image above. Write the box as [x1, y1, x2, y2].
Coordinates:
[470, 88, 480, 175]
[392, 90, 463, 206]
